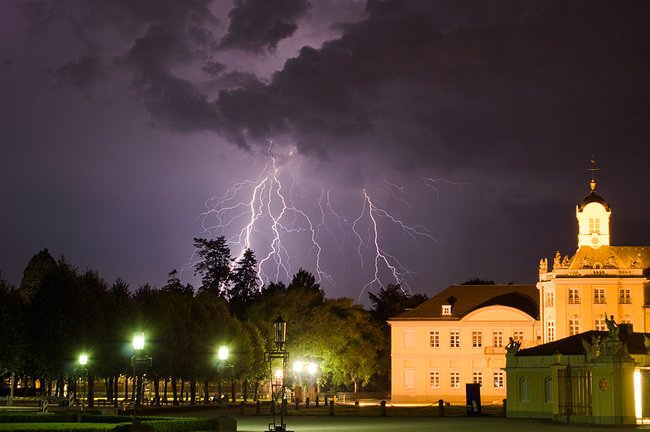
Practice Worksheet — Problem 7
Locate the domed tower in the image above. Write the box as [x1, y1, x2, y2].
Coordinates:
[576, 166, 611, 249]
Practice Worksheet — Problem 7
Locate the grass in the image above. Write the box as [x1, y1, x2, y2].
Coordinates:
[0, 424, 121, 430]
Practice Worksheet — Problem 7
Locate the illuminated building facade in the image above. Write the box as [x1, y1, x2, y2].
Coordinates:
[538, 178, 650, 342]
[389, 284, 540, 403]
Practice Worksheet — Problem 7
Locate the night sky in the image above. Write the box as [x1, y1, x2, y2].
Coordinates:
[2, 0, 649, 303]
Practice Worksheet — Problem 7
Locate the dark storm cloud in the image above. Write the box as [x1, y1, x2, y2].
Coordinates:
[214, 0, 650, 182]
[52, 54, 105, 91]
[220, 0, 312, 52]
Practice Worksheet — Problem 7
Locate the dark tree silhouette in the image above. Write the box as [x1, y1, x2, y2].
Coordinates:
[193, 237, 232, 296]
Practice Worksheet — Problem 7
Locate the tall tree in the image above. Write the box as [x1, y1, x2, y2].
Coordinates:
[193, 237, 232, 296]
[19, 249, 56, 303]
[368, 283, 428, 326]
[229, 248, 259, 317]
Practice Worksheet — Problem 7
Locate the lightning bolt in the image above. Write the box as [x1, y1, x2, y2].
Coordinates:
[188, 145, 452, 302]
[353, 189, 438, 302]
[196, 143, 331, 288]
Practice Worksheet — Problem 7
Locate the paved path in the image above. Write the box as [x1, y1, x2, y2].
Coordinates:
[233, 416, 650, 432]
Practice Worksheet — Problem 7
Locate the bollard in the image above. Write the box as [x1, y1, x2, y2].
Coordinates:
[256, 400, 261, 415]
[438, 399, 444, 417]
[329, 399, 334, 416]
[315, 395, 319, 407]
[240, 401, 245, 415]
[282, 398, 288, 415]
[271, 399, 275, 414]
[295, 398, 300, 410]
[380, 400, 386, 417]
[324, 395, 328, 405]
[355, 400, 360, 407]
[502, 398, 507, 417]
[305, 397, 310, 408]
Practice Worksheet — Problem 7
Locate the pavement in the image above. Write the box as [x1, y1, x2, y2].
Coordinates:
[232, 416, 650, 432]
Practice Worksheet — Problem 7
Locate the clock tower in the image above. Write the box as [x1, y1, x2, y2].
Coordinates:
[576, 172, 610, 249]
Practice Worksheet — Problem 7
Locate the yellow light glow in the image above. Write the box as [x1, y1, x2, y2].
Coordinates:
[217, 345, 229, 361]
[307, 362, 318, 375]
[274, 369, 283, 380]
[634, 370, 642, 419]
[133, 332, 145, 351]
[78, 353, 88, 366]
[293, 360, 304, 373]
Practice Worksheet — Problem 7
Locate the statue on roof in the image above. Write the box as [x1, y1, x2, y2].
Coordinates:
[561, 255, 570, 268]
[581, 335, 601, 362]
[605, 315, 619, 338]
[539, 258, 548, 276]
[631, 253, 641, 269]
[553, 251, 561, 270]
[506, 337, 521, 355]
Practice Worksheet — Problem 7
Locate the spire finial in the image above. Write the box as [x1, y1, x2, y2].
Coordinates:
[586, 158, 600, 193]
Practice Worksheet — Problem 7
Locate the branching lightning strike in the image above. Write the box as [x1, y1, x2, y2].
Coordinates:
[193, 144, 441, 301]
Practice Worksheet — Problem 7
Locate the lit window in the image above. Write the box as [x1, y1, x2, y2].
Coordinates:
[546, 320, 555, 342]
[493, 330, 503, 347]
[513, 330, 524, 343]
[594, 288, 606, 304]
[473, 371, 483, 387]
[568, 289, 581, 304]
[429, 330, 439, 348]
[472, 330, 483, 348]
[619, 288, 631, 304]
[493, 371, 504, 388]
[442, 305, 452, 315]
[569, 317, 580, 336]
[589, 218, 600, 234]
[450, 330, 460, 348]
[545, 291, 554, 307]
[450, 371, 460, 389]
[620, 315, 632, 324]
[429, 371, 440, 389]
[595, 316, 606, 331]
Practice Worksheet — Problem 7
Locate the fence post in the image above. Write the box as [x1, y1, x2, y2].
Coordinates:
[329, 400, 334, 416]
[305, 397, 310, 408]
[438, 399, 444, 417]
[256, 400, 261, 415]
[503, 398, 507, 417]
[380, 400, 386, 416]
[315, 395, 319, 407]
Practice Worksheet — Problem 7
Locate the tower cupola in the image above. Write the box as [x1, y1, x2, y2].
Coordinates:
[576, 161, 611, 248]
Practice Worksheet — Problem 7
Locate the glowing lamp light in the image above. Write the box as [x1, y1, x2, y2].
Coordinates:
[133, 332, 145, 351]
[634, 369, 642, 419]
[218, 345, 229, 361]
[274, 369, 284, 380]
[293, 360, 304, 373]
[307, 362, 318, 375]
[79, 353, 88, 366]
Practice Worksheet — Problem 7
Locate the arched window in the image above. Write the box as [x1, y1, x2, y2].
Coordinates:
[519, 376, 529, 402]
[544, 377, 553, 403]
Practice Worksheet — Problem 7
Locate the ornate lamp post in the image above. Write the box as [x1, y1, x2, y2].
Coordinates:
[217, 345, 229, 405]
[78, 353, 88, 412]
[265, 316, 290, 432]
[131, 332, 151, 424]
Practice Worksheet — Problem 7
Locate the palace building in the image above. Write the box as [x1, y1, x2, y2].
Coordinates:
[389, 174, 649, 405]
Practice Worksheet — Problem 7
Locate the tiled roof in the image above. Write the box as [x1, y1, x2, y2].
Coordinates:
[516, 324, 649, 356]
[389, 284, 539, 321]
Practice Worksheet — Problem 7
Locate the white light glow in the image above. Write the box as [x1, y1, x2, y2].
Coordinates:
[307, 362, 318, 375]
[78, 353, 88, 366]
[274, 369, 284, 380]
[293, 360, 304, 373]
[217, 345, 229, 361]
[133, 332, 145, 351]
[634, 370, 642, 419]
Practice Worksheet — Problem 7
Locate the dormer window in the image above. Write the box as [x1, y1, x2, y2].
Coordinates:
[442, 305, 451, 315]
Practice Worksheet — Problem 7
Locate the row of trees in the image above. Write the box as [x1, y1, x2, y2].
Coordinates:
[0, 238, 428, 406]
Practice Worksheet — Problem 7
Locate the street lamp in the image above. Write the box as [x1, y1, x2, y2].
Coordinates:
[131, 332, 151, 423]
[78, 353, 88, 412]
[217, 346, 229, 404]
[265, 316, 290, 432]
